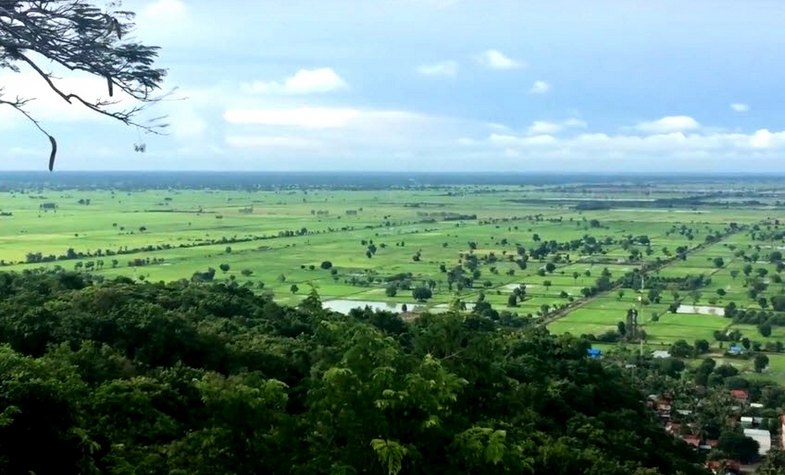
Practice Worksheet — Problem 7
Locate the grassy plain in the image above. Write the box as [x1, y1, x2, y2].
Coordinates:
[2, 177, 785, 381]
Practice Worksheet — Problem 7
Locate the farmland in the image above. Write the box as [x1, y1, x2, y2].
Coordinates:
[2, 172, 785, 379]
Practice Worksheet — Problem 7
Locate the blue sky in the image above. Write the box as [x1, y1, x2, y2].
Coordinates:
[2, 0, 785, 171]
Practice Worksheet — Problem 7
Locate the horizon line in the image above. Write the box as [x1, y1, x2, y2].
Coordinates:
[1, 170, 784, 176]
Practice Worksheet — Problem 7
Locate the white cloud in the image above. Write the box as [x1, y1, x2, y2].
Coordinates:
[489, 133, 557, 147]
[0, 69, 136, 123]
[218, 103, 785, 170]
[527, 119, 586, 135]
[476, 49, 523, 70]
[529, 80, 551, 94]
[749, 129, 785, 149]
[417, 61, 459, 77]
[527, 121, 561, 135]
[226, 136, 321, 149]
[224, 107, 360, 128]
[245, 68, 348, 95]
[478, 128, 785, 164]
[634, 115, 701, 134]
[223, 107, 433, 135]
[220, 105, 478, 164]
[731, 103, 750, 112]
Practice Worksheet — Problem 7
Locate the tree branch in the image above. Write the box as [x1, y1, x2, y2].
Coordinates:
[0, 95, 57, 170]
[14, 50, 165, 132]
[1, 1, 169, 169]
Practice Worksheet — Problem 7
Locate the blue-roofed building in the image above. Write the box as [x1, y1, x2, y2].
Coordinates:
[587, 348, 602, 359]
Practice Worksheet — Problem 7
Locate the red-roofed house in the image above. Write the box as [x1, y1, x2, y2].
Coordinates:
[682, 435, 701, 448]
[730, 389, 748, 402]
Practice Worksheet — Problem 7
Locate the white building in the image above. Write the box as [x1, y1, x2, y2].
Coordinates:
[744, 428, 771, 456]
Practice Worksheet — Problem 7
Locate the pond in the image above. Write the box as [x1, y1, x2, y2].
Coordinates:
[323, 299, 426, 314]
[502, 283, 535, 291]
[676, 304, 725, 316]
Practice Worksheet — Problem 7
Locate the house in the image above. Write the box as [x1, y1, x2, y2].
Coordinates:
[682, 435, 701, 448]
[728, 345, 744, 356]
[743, 428, 771, 456]
[587, 348, 602, 359]
[652, 350, 671, 359]
[740, 415, 764, 427]
[729, 389, 748, 402]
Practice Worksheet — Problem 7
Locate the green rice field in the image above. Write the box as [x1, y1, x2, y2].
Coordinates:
[3, 173, 785, 380]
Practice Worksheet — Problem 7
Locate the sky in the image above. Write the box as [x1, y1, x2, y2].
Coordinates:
[2, 0, 785, 172]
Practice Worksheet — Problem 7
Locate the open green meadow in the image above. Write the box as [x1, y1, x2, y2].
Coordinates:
[3, 174, 785, 380]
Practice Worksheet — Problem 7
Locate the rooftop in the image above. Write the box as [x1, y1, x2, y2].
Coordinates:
[743, 428, 771, 455]
[730, 389, 749, 401]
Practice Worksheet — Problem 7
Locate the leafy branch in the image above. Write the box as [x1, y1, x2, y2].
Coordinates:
[0, 0, 168, 169]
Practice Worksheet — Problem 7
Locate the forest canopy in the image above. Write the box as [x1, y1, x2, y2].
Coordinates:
[0, 270, 706, 474]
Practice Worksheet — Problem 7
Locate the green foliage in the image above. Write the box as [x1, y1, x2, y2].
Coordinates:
[412, 286, 432, 301]
[670, 339, 694, 358]
[755, 353, 770, 373]
[694, 339, 710, 354]
[1, 1, 167, 169]
[370, 439, 408, 475]
[0, 271, 707, 474]
[717, 429, 759, 464]
[757, 449, 785, 474]
[771, 295, 785, 312]
[453, 427, 509, 469]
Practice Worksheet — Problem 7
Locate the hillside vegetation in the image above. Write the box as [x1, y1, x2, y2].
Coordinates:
[0, 271, 705, 474]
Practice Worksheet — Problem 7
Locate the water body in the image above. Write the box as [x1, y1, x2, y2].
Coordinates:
[676, 304, 725, 316]
[323, 299, 425, 314]
[503, 283, 536, 291]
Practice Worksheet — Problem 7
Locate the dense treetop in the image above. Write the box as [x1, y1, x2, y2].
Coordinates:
[0, 270, 706, 474]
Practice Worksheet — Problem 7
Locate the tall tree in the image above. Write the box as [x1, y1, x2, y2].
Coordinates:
[0, 0, 167, 169]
